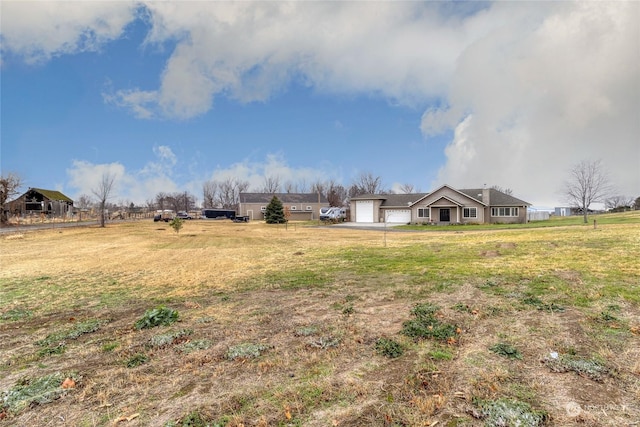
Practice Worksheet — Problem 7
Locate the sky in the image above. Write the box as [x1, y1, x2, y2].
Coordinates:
[1, 1, 639, 209]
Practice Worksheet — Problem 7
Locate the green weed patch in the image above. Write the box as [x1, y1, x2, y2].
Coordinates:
[472, 397, 547, 426]
[36, 319, 104, 347]
[149, 329, 193, 348]
[542, 353, 610, 382]
[1, 372, 77, 414]
[176, 339, 212, 354]
[226, 343, 272, 360]
[489, 343, 523, 360]
[375, 337, 404, 358]
[401, 302, 459, 342]
[125, 353, 149, 368]
[134, 306, 179, 329]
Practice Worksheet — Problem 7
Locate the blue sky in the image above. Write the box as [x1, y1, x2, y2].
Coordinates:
[1, 1, 638, 208]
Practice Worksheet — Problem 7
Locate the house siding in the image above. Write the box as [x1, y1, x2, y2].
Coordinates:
[351, 185, 529, 225]
[238, 193, 327, 221]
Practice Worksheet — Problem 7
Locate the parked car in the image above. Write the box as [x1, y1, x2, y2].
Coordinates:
[176, 211, 193, 220]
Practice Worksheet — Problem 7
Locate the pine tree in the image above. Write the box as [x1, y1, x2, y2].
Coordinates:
[264, 196, 286, 224]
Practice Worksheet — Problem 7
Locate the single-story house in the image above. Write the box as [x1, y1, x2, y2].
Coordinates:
[238, 193, 329, 221]
[349, 185, 530, 224]
[5, 188, 74, 218]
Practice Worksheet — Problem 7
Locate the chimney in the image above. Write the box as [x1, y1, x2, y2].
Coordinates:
[482, 188, 490, 205]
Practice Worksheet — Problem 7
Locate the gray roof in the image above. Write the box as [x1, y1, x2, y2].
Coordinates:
[352, 187, 530, 207]
[458, 189, 530, 206]
[239, 193, 328, 204]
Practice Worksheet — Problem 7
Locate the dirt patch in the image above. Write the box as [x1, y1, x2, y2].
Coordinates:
[480, 250, 501, 257]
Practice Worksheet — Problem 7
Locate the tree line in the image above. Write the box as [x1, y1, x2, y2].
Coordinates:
[2, 161, 638, 226]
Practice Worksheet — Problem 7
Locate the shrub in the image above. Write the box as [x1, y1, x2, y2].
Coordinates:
[169, 217, 184, 234]
[134, 306, 179, 330]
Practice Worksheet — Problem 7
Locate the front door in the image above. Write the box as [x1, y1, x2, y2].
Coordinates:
[440, 208, 450, 222]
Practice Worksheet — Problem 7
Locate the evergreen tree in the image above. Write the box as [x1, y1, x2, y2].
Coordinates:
[264, 196, 286, 224]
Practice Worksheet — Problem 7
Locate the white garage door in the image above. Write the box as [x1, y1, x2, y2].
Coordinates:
[355, 200, 374, 222]
[385, 209, 411, 223]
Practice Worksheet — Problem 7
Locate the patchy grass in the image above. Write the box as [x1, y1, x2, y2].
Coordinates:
[0, 214, 638, 426]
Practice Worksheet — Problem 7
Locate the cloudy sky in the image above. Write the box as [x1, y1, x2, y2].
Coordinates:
[2, 1, 638, 208]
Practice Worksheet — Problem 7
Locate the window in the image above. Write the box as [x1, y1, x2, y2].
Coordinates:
[491, 207, 519, 217]
[463, 207, 477, 218]
[417, 208, 429, 218]
[290, 206, 297, 210]
[306, 206, 312, 211]
[260, 206, 266, 211]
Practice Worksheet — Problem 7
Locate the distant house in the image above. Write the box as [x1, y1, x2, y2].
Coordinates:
[350, 184, 530, 224]
[238, 193, 328, 221]
[6, 188, 74, 218]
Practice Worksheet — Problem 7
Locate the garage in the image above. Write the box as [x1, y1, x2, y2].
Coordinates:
[355, 200, 374, 222]
[385, 209, 412, 223]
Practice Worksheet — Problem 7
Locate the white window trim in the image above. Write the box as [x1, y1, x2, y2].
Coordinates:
[305, 206, 312, 211]
[491, 207, 519, 217]
[260, 206, 266, 211]
[463, 207, 477, 218]
[417, 208, 430, 218]
[290, 206, 297, 210]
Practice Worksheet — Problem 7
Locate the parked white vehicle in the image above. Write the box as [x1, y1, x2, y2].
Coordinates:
[320, 207, 346, 222]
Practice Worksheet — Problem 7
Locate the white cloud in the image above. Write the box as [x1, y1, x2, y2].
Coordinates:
[6, 1, 639, 205]
[206, 153, 335, 192]
[106, 2, 481, 118]
[0, 1, 136, 63]
[66, 151, 334, 205]
[427, 1, 640, 206]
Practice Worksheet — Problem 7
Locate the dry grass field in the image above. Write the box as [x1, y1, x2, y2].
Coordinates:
[1, 213, 639, 426]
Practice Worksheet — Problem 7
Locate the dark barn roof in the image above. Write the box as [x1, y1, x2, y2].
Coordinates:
[25, 188, 73, 203]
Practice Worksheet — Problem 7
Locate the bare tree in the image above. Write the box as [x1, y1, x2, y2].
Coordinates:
[349, 172, 385, 197]
[202, 180, 218, 208]
[261, 175, 281, 194]
[605, 195, 633, 212]
[490, 185, 513, 195]
[92, 172, 116, 227]
[562, 159, 612, 224]
[217, 178, 249, 210]
[284, 181, 297, 194]
[0, 172, 23, 223]
[310, 180, 326, 196]
[155, 192, 169, 210]
[326, 181, 347, 206]
[398, 183, 416, 194]
[76, 194, 93, 209]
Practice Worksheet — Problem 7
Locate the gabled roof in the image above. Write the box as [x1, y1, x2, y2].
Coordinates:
[379, 193, 429, 208]
[350, 185, 530, 208]
[28, 188, 73, 203]
[458, 189, 530, 206]
[239, 193, 328, 204]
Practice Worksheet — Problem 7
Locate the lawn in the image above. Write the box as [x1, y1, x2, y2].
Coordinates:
[1, 212, 639, 426]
